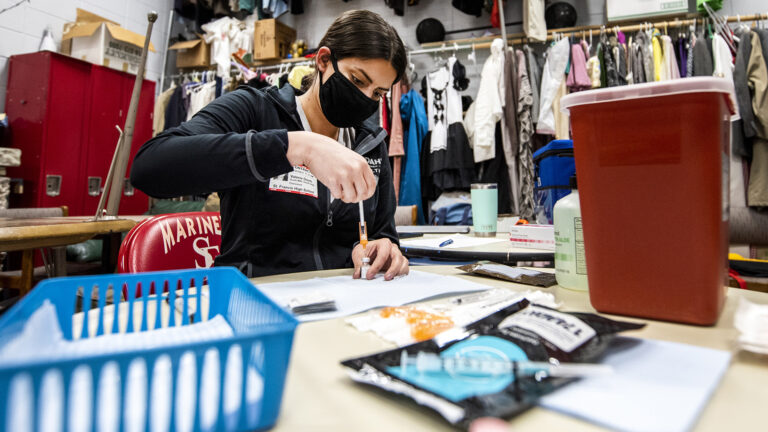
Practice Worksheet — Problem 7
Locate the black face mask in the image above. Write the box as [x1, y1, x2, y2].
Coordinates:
[319, 54, 380, 128]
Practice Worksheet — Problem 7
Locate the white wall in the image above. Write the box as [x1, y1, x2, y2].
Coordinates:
[0, 0, 173, 111]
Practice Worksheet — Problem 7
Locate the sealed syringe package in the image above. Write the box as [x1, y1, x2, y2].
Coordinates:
[341, 299, 644, 429]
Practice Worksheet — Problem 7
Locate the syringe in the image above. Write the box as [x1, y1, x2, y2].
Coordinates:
[400, 351, 613, 378]
[359, 201, 370, 278]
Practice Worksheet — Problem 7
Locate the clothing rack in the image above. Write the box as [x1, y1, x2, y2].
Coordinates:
[414, 12, 768, 54]
[254, 60, 313, 73]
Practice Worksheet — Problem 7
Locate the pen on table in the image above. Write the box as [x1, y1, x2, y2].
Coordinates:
[438, 239, 454, 248]
[359, 201, 371, 277]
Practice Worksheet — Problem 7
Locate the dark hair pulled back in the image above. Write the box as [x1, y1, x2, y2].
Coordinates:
[301, 10, 407, 91]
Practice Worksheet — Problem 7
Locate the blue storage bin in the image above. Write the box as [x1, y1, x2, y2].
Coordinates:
[533, 139, 575, 224]
[0, 267, 298, 432]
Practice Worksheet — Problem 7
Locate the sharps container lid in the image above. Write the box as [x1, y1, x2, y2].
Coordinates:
[559, 77, 736, 116]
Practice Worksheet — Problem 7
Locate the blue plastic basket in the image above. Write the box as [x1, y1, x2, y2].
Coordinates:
[0, 267, 298, 432]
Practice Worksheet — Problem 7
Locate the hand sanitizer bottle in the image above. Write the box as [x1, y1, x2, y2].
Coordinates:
[554, 175, 589, 291]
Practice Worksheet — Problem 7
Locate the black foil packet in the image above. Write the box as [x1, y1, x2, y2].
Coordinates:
[342, 300, 644, 429]
[458, 262, 558, 288]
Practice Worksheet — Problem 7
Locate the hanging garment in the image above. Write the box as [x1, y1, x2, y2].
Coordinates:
[523, 0, 547, 42]
[712, 33, 734, 82]
[380, 93, 390, 133]
[524, 45, 542, 124]
[425, 56, 474, 196]
[755, 29, 768, 139]
[659, 35, 681, 81]
[686, 32, 695, 77]
[732, 29, 752, 160]
[502, 47, 521, 215]
[749, 140, 768, 207]
[598, 41, 621, 87]
[399, 89, 428, 224]
[630, 36, 646, 84]
[536, 37, 570, 135]
[626, 36, 635, 84]
[745, 33, 768, 207]
[164, 86, 187, 130]
[238, 0, 254, 13]
[586, 56, 601, 88]
[693, 32, 714, 76]
[390, 82, 406, 201]
[490, 0, 500, 28]
[677, 36, 688, 77]
[733, 28, 757, 152]
[566, 41, 591, 92]
[638, 29, 656, 82]
[427, 66, 451, 153]
[552, 79, 569, 140]
[287, 65, 314, 90]
[476, 123, 513, 214]
[153, 85, 176, 136]
[652, 32, 663, 81]
[516, 49, 536, 220]
[472, 39, 505, 162]
[611, 39, 628, 85]
[186, 81, 217, 121]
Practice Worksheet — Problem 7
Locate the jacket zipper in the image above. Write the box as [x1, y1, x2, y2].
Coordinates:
[310, 127, 388, 271]
[312, 192, 331, 270]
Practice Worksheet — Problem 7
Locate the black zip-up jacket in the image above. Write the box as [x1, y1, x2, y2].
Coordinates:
[130, 84, 398, 277]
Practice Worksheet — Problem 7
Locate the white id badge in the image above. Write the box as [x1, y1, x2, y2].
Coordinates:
[268, 166, 319, 198]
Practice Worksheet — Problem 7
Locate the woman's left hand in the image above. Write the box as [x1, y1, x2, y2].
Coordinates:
[352, 238, 409, 281]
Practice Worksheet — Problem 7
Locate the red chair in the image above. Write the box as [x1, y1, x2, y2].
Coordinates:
[118, 212, 223, 273]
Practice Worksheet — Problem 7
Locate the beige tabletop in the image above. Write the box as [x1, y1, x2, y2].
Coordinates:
[251, 265, 768, 432]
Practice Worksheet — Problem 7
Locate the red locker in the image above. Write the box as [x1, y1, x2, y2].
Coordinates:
[6, 52, 154, 216]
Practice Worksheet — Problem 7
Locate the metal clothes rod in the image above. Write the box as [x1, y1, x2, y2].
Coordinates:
[419, 12, 768, 49]
[410, 12, 768, 56]
[255, 61, 313, 72]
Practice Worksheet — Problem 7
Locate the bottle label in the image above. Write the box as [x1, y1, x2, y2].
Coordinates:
[574, 217, 587, 275]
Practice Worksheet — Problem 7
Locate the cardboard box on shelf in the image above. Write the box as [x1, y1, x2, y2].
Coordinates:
[254, 19, 296, 60]
[61, 8, 156, 75]
[168, 38, 210, 68]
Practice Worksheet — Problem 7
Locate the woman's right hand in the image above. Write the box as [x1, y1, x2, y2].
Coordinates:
[287, 131, 377, 202]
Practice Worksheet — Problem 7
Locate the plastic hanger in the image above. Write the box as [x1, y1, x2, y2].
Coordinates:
[467, 43, 477, 67]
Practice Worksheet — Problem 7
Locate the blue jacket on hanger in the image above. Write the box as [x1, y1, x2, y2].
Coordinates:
[399, 89, 428, 224]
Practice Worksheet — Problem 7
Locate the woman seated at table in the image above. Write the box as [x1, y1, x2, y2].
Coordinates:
[130, 10, 409, 281]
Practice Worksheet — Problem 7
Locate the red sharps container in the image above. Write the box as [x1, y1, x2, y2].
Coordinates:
[560, 78, 736, 325]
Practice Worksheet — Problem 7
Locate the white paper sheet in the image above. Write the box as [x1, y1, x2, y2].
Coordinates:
[539, 337, 732, 432]
[400, 235, 506, 249]
[257, 270, 492, 322]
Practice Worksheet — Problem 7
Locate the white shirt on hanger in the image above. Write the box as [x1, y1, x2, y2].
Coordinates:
[536, 37, 570, 135]
[712, 33, 734, 82]
[470, 38, 506, 163]
[427, 66, 450, 153]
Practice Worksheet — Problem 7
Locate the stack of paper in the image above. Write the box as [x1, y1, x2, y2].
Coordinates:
[539, 337, 731, 432]
[257, 270, 492, 322]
